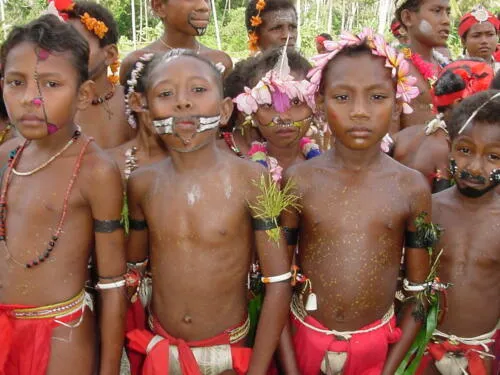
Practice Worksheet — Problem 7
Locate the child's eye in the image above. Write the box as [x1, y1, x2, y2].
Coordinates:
[371, 94, 387, 100]
[488, 154, 500, 161]
[192, 87, 207, 93]
[458, 147, 470, 155]
[159, 90, 172, 97]
[291, 98, 302, 106]
[334, 95, 348, 101]
[45, 81, 59, 88]
[7, 79, 23, 87]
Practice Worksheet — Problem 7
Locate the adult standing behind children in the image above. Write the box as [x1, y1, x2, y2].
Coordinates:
[0, 15, 126, 375]
[58, 1, 135, 149]
[119, 0, 232, 83]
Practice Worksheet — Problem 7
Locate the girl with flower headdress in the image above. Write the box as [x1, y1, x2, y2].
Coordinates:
[233, 47, 321, 183]
[278, 29, 440, 375]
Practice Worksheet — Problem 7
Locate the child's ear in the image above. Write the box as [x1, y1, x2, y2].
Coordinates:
[219, 97, 234, 127]
[76, 80, 94, 111]
[129, 92, 149, 113]
[103, 44, 119, 67]
[151, 0, 168, 18]
[400, 10, 413, 29]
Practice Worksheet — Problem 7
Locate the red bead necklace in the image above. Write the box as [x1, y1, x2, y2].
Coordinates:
[0, 133, 93, 268]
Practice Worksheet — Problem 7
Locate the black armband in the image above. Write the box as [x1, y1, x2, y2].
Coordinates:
[405, 230, 435, 249]
[252, 217, 280, 231]
[129, 218, 148, 231]
[94, 219, 122, 233]
[283, 227, 298, 246]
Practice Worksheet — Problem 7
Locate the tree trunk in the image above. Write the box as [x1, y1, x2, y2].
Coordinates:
[296, 0, 301, 47]
[210, 0, 222, 50]
[139, 0, 143, 42]
[327, 0, 333, 34]
[131, 0, 137, 48]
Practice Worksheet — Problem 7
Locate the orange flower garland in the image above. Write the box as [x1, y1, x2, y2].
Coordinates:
[248, 0, 266, 52]
[80, 12, 108, 39]
[108, 61, 120, 85]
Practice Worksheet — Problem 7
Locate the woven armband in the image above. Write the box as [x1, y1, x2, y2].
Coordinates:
[261, 271, 292, 284]
[252, 217, 280, 231]
[283, 227, 298, 246]
[130, 218, 148, 231]
[94, 219, 122, 233]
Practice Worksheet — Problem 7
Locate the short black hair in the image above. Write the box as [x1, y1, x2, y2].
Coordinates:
[0, 14, 89, 86]
[62, 1, 119, 47]
[245, 0, 296, 32]
[448, 90, 500, 139]
[318, 33, 332, 40]
[395, 0, 423, 28]
[0, 85, 7, 120]
[491, 70, 500, 90]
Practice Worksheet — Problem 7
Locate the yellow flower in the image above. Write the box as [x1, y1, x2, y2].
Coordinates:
[256, 0, 266, 11]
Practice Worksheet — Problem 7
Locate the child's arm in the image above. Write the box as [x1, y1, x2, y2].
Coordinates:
[87, 159, 127, 375]
[382, 173, 432, 375]
[126, 172, 149, 265]
[246, 171, 293, 375]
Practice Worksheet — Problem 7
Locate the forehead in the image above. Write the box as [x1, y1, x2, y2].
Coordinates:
[456, 121, 500, 144]
[149, 55, 219, 86]
[324, 53, 393, 88]
[262, 9, 296, 25]
[468, 21, 497, 34]
[4, 41, 75, 75]
[420, 0, 450, 9]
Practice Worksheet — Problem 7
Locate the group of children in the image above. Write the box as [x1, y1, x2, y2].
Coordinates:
[0, 0, 498, 374]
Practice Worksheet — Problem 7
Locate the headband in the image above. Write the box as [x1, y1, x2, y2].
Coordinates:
[431, 61, 494, 110]
[458, 5, 500, 38]
[50, 0, 109, 39]
[125, 53, 155, 128]
[307, 28, 419, 114]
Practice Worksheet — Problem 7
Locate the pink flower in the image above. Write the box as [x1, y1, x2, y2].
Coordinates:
[268, 157, 283, 183]
[248, 141, 267, 155]
[234, 87, 258, 115]
[252, 81, 272, 106]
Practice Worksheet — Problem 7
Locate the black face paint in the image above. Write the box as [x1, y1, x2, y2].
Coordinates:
[454, 165, 500, 198]
[187, 14, 208, 36]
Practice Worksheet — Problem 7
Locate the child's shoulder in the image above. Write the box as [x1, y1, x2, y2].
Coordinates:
[226, 154, 266, 179]
[286, 153, 328, 180]
[82, 140, 121, 178]
[200, 46, 233, 72]
[383, 154, 429, 192]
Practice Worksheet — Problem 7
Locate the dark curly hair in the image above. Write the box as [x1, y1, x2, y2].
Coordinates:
[0, 14, 89, 85]
[448, 90, 500, 140]
[395, 0, 423, 28]
[61, 1, 119, 47]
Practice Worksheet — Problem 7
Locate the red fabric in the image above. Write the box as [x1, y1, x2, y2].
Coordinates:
[292, 313, 402, 375]
[50, 0, 73, 11]
[415, 331, 499, 375]
[391, 20, 402, 37]
[0, 303, 84, 375]
[127, 315, 252, 375]
[316, 36, 327, 44]
[458, 9, 500, 38]
[125, 299, 147, 375]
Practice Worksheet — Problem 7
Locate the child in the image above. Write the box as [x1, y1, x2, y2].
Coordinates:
[233, 47, 320, 179]
[120, 0, 232, 83]
[245, 0, 297, 53]
[394, 59, 494, 192]
[279, 29, 434, 375]
[125, 49, 291, 374]
[416, 90, 500, 375]
[395, 0, 451, 130]
[58, 1, 135, 149]
[0, 15, 126, 374]
[458, 5, 499, 72]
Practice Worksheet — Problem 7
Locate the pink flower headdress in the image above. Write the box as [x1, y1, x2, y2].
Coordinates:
[307, 28, 420, 114]
[233, 44, 316, 116]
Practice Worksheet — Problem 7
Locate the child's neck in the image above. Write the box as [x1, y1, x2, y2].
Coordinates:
[169, 139, 220, 173]
[134, 127, 162, 157]
[161, 26, 198, 50]
[332, 142, 382, 171]
[30, 123, 79, 153]
[267, 141, 302, 168]
[93, 72, 114, 96]
[408, 36, 434, 62]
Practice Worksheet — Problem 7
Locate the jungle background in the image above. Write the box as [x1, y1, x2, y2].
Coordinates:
[0, 0, 498, 60]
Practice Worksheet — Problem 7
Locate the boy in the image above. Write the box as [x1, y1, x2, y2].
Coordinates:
[61, 1, 135, 149]
[0, 15, 126, 375]
[280, 30, 433, 374]
[120, 0, 232, 83]
[125, 50, 291, 374]
[396, 0, 451, 130]
[417, 90, 500, 375]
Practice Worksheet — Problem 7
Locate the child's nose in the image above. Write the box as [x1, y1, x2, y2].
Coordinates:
[176, 98, 192, 110]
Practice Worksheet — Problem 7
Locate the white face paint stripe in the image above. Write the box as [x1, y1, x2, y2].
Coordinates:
[152, 115, 221, 135]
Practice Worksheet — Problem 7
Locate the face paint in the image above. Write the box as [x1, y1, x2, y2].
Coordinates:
[274, 10, 295, 24]
[418, 20, 433, 36]
[152, 115, 220, 144]
[265, 115, 312, 128]
[188, 14, 208, 36]
[451, 159, 500, 198]
[34, 47, 59, 136]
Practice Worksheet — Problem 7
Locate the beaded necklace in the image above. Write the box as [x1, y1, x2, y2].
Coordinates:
[0, 136, 93, 268]
[91, 86, 115, 105]
[222, 132, 244, 158]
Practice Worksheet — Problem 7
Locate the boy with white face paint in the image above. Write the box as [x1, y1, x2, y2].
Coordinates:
[394, 0, 451, 130]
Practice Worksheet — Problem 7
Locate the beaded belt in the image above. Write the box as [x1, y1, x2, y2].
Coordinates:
[12, 289, 89, 320]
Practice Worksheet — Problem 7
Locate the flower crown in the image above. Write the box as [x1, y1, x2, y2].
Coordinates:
[248, 0, 266, 52]
[80, 12, 109, 39]
[125, 53, 155, 128]
[234, 48, 315, 116]
[307, 28, 419, 114]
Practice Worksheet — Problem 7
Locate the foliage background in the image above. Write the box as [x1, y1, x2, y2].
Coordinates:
[0, 0, 498, 60]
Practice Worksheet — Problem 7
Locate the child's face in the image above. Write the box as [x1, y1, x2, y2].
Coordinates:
[321, 52, 396, 151]
[463, 22, 498, 62]
[406, 0, 450, 47]
[145, 56, 228, 152]
[451, 122, 500, 196]
[156, 0, 210, 36]
[68, 19, 109, 80]
[2, 42, 82, 139]
[258, 9, 297, 51]
[253, 71, 312, 149]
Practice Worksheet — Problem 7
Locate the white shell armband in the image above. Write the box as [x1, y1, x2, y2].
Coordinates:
[96, 279, 126, 290]
[261, 271, 292, 284]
